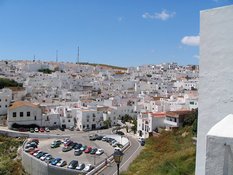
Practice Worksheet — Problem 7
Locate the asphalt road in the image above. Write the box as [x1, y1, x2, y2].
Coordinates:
[98, 135, 142, 175]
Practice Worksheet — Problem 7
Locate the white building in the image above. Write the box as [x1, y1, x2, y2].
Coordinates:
[0, 88, 12, 116]
[137, 112, 166, 138]
[75, 108, 103, 131]
[7, 101, 42, 128]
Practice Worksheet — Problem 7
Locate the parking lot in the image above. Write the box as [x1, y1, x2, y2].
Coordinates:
[34, 129, 129, 172]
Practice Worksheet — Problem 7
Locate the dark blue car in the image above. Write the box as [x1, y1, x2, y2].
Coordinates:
[50, 158, 62, 166]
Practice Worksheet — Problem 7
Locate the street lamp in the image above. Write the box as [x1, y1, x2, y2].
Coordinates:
[113, 150, 124, 175]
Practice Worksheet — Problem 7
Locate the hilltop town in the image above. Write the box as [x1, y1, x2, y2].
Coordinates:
[0, 60, 198, 136]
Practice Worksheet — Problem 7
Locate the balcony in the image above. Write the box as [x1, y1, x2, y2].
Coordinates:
[164, 120, 178, 127]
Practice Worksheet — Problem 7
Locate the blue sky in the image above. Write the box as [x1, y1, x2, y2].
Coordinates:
[0, 0, 232, 67]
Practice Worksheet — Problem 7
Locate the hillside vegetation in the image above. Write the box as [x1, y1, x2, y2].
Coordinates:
[0, 78, 23, 89]
[121, 126, 196, 175]
[0, 135, 26, 175]
[78, 62, 127, 70]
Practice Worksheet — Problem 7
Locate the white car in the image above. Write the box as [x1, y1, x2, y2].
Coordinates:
[33, 151, 42, 156]
[83, 164, 93, 172]
[56, 160, 67, 167]
[45, 127, 50, 132]
[96, 148, 104, 155]
[40, 153, 50, 161]
[34, 127, 39, 132]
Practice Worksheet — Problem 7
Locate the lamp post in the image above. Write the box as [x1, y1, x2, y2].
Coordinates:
[113, 150, 124, 175]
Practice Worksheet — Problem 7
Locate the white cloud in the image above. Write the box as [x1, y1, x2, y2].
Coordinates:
[142, 10, 176, 21]
[181, 35, 200, 46]
[193, 54, 200, 59]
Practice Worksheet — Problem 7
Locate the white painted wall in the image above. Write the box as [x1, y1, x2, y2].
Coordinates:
[205, 114, 233, 175]
[196, 5, 233, 175]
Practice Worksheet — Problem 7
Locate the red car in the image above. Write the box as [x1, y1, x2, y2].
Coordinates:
[39, 128, 45, 132]
[84, 146, 92, 153]
[30, 149, 39, 155]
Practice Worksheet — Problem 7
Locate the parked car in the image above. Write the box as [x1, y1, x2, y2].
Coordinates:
[95, 135, 103, 140]
[36, 152, 47, 159]
[89, 134, 98, 141]
[64, 140, 73, 147]
[67, 160, 78, 169]
[39, 128, 45, 132]
[90, 148, 97, 154]
[25, 147, 35, 152]
[29, 138, 39, 144]
[116, 131, 125, 135]
[45, 127, 50, 132]
[51, 140, 62, 148]
[50, 158, 62, 166]
[83, 164, 93, 172]
[101, 136, 108, 142]
[74, 143, 82, 150]
[25, 142, 37, 149]
[63, 138, 70, 144]
[95, 148, 104, 155]
[84, 146, 92, 153]
[56, 160, 67, 167]
[80, 145, 87, 151]
[30, 128, 34, 133]
[33, 151, 42, 157]
[59, 127, 65, 131]
[69, 126, 75, 131]
[40, 154, 51, 161]
[45, 155, 53, 162]
[62, 146, 73, 152]
[110, 139, 117, 145]
[76, 163, 85, 170]
[140, 140, 145, 146]
[138, 137, 145, 142]
[34, 127, 39, 132]
[74, 149, 83, 156]
[29, 149, 39, 155]
[108, 138, 115, 144]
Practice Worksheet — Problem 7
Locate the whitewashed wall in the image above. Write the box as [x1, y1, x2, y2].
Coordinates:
[196, 5, 233, 175]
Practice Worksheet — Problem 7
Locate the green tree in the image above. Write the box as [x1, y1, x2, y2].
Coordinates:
[103, 118, 111, 128]
[131, 119, 137, 134]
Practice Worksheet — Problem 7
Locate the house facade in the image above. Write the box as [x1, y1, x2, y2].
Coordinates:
[0, 88, 12, 116]
[7, 101, 42, 128]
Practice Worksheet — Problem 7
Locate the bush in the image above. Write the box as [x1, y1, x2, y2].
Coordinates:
[0, 78, 23, 89]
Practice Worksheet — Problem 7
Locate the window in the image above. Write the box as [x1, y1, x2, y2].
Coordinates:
[20, 112, 23, 117]
[68, 119, 70, 122]
[13, 112, 16, 117]
[87, 119, 89, 122]
[5, 99, 7, 102]
[5, 105, 7, 108]
[0, 99, 1, 102]
[93, 118, 95, 122]
[34, 116, 37, 120]
[0, 105, 1, 108]
[27, 112, 30, 117]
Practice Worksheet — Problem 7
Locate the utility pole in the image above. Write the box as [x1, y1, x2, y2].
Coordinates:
[33, 55, 36, 62]
[56, 50, 58, 62]
[77, 46, 79, 64]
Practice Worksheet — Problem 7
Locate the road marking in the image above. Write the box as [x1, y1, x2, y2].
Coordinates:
[113, 139, 141, 175]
